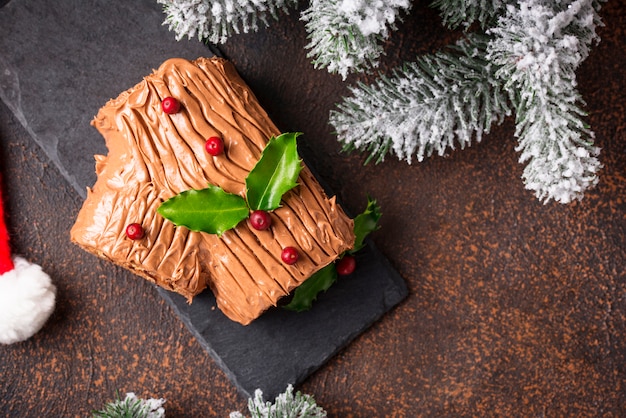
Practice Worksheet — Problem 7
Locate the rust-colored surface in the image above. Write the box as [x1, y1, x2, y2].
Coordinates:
[1, 2, 625, 417]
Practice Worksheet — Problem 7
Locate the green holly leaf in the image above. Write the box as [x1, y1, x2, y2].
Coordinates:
[157, 185, 249, 236]
[246, 132, 303, 211]
[351, 196, 382, 253]
[283, 264, 337, 312]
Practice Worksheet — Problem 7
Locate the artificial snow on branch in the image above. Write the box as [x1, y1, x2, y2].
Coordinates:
[230, 384, 326, 418]
[331, 0, 606, 204]
[330, 34, 511, 164]
[92, 392, 165, 418]
[301, 0, 411, 79]
[157, 0, 297, 44]
[487, 0, 604, 202]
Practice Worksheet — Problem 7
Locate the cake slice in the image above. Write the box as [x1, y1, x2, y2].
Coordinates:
[70, 57, 355, 325]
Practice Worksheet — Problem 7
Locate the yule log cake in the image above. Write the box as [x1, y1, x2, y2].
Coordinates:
[70, 57, 355, 325]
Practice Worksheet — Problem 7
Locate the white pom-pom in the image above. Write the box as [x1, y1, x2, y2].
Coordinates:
[0, 257, 56, 344]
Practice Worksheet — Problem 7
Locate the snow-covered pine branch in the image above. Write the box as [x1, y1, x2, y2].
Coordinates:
[487, 0, 605, 203]
[301, 0, 411, 79]
[157, 0, 297, 44]
[93, 392, 166, 418]
[230, 384, 326, 418]
[329, 35, 511, 163]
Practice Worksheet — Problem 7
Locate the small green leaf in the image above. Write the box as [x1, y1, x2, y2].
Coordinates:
[283, 264, 337, 312]
[246, 132, 303, 211]
[157, 185, 249, 236]
[351, 196, 382, 253]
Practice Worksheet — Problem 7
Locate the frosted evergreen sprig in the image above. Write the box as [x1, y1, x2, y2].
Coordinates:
[487, 0, 604, 203]
[301, 0, 411, 79]
[230, 384, 326, 418]
[157, 0, 297, 44]
[92, 392, 166, 418]
[330, 34, 511, 164]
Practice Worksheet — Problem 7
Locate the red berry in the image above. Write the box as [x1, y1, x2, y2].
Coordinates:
[336, 255, 356, 275]
[125, 223, 145, 240]
[161, 97, 180, 114]
[205, 136, 224, 156]
[281, 246, 299, 265]
[249, 210, 272, 230]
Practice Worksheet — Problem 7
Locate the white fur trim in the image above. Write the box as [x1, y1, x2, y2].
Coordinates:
[0, 257, 56, 344]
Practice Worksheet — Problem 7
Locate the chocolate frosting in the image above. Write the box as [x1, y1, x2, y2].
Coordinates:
[70, 57, 355, 325]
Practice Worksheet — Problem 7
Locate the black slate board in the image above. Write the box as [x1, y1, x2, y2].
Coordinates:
[0, 0, 407, 400]
[160, 242, 406, 399]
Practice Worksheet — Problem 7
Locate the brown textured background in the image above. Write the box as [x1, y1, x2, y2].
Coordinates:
[1, 1, 625, 417]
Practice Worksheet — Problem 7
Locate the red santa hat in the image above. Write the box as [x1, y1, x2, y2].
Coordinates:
[0, 174, 56, 344]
